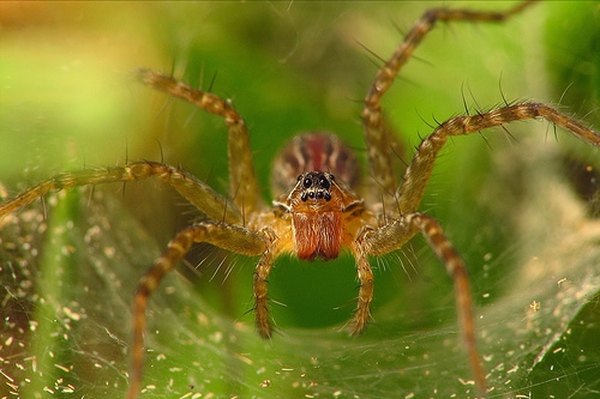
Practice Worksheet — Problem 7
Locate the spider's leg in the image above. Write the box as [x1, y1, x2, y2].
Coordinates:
[362, 1, 535, 210]
[138, 69, 262, 216]
[397, 102, 600, 213]
[0, 161, 242, 225]
[362, 213, 484, 394]
[127, 222, 266, 399]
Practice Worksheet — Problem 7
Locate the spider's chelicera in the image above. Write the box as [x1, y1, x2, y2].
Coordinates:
[2, 1, 600, 398]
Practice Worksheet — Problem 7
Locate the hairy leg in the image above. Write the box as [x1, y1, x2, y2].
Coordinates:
[405, 213, 484, 394]
[0, 161, 242, 225]
[397, 102, 600, 213]
[362, 1, 536, 210]
[363, 212, 484, 393]
[138, 69, 262, 216]
[127, 222, 266, 399]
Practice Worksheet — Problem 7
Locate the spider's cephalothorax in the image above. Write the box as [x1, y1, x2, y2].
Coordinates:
[286, 171, 348, 260]
[272, 133, 366, 260]
[3, 2, 600, 398]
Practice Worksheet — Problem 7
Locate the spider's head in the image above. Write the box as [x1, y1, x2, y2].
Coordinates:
[285, 170, 356, 213]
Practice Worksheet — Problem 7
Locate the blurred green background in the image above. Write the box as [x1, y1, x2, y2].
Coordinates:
[1, 1, 600, 398]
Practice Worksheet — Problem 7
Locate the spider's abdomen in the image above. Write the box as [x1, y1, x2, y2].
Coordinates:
[271, 133, 359, 196]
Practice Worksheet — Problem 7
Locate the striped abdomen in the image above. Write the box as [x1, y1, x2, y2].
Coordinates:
[271, 133, 359, 196]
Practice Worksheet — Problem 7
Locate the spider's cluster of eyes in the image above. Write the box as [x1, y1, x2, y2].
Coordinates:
[297, 172, 334, 202]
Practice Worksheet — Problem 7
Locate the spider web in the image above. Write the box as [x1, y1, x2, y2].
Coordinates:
[2, 140, 600, 399]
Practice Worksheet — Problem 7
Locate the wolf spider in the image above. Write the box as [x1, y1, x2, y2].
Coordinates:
[1, 1, 599, 398]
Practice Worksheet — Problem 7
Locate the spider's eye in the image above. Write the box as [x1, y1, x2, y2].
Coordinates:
[318, 176, 330, 190]
[300, 192, 308, 202]
[329, 174, 335, 181]
[303, 177, 312, 188]
[297, 175, 302, 182]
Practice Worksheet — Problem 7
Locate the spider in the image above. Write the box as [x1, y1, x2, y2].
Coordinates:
[1, 1, 600, 398]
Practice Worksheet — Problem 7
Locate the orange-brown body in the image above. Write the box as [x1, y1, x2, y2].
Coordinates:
[272, 134, 365, 260]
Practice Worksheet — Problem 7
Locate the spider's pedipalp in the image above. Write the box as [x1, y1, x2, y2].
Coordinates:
[253, 234, 279, 338]
[348, 240, 374, 335]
